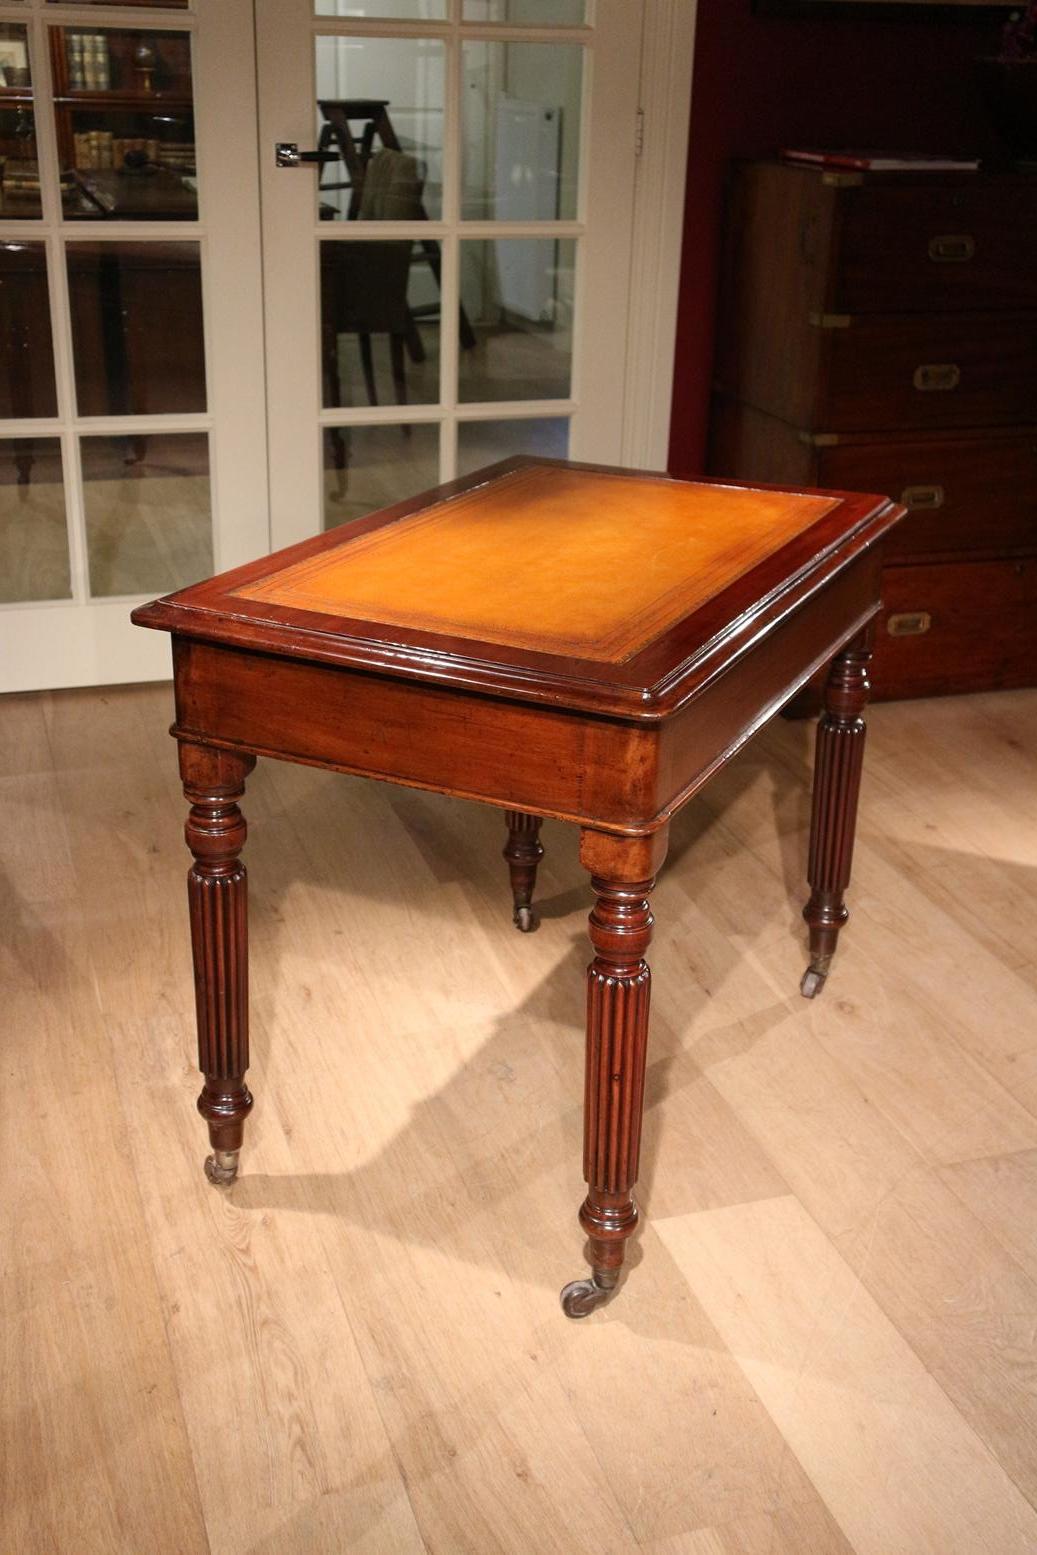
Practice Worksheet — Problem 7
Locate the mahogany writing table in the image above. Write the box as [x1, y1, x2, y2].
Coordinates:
[132, 458, 902, 1317]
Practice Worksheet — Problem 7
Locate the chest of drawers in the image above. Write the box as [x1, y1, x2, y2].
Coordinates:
[708, 159, 1037, 699]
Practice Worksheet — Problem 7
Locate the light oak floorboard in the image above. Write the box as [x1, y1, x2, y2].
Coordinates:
[2, 681, 1036, 1554]
[655, 1196, 1037, 1555]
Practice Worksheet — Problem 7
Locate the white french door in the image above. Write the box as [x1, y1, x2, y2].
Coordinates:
[256, 0, 649, 549]
[0, 0, 267, 693]
[1, 0, 693, 691]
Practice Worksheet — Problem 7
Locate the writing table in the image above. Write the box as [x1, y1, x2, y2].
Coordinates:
[132, 458, 902, 1316]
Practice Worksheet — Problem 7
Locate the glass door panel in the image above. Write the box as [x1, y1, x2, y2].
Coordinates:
[316, 2, 446, 18]
[0, 239, 57, 415]
[48, 1, 190, 8]
[66, 240, 206, 414]
[81, 431, 211, 597]
[461, 40, 582, 220]
[0, 437, 70, 602]
[462, 1, 587, 22]
[456, 414, 567, 476]
[321, 237, 441, 408]
[314, 34, 445, 222]
[0, 22, 42, 218]
[50, 24, 197, 219]
[322, 421, 439, 528]
[459, 237, 574, 401]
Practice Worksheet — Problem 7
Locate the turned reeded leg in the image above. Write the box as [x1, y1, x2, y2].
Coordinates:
[502, 810, 544, 933]
[801, 632, 871, 998]
[179, 743, 257, 1184]
[561, 829, 668, 1318]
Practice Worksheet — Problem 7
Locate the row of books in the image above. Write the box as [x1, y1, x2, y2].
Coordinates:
[1, 158, 43, 196]
[66, 34, 112, 93]
[72, 130, 194, 171]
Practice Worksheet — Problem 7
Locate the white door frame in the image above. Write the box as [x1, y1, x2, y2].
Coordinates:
[0, 0, 268, 694]
[622, 0, 697, 472]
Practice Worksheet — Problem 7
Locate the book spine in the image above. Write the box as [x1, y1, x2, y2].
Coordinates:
[67, 34, 85, 92]
[95, 35, 110, 93]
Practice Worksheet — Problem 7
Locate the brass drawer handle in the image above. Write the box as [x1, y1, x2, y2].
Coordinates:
[901, 483, 945, 510]
[913, 363, 960, 392]
[887, 611, 932, 637]
[928, 233, 975, 263]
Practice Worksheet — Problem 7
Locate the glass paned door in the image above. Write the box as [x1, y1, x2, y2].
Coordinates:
[0, 0, 267, 693]
[257, 0, 642, 548]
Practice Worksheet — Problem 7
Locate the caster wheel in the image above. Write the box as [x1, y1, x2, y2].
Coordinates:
[560, 1274, 616, 1318]
[514, 905, 540, 933]
[204, 1150, 239, 1186]
[800, 967, 827, 999]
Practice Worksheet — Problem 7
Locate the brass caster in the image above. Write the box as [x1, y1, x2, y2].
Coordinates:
[204, 1149, 240, 1186]
[560, 1271, 617, 1319]
[513, 904, 539, 934]
[800, 964, 829, 999]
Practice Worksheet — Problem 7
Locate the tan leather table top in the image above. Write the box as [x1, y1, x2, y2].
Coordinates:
[235, 465, 838, 664]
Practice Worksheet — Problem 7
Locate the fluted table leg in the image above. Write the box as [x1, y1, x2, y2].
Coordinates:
[502, 810, 544, 932]
[179, 742, 256, 1184]
[801, 631, 871, 998]
[562, 828, 668, 1317]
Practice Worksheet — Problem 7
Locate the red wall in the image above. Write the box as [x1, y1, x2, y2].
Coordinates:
[667, 1, 1006, 476]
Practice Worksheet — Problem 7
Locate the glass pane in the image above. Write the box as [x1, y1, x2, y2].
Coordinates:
[459, 238, 574, 403]
[316, 2, 445, 15]
[50, 2, 188, 8]
[0, 24, 41, 219]
[463, 1, 586, 22]
[462, 42, 582, 221]
[66, 241, 205, 416]
[314, 36, 444, 221]
[321, 238, 442, 408]
[53, 28, 196, 219]
[457, 416, 567, 478]
[0, 439, 69, 604]
[323, 422, 439, 529]
[82, 433, 211, 598]
[0, 242, 58, 417]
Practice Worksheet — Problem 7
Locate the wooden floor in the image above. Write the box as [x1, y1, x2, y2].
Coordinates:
[3, 682, 1037, 1555]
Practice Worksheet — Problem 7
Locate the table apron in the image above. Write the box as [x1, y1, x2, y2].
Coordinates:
[170, 549, 881, 835]
[171, 636, 660, 830]
[655, 548, 882, 820]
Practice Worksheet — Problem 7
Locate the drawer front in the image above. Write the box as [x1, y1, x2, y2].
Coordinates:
[836, 184, 1037, 313]
[871, 558, 1037, 699]
[817, 433, 1037, 560]
[824, 315, 1037, 431]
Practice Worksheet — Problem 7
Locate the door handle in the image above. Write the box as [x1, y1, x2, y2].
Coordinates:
[275, 142, 335, 168]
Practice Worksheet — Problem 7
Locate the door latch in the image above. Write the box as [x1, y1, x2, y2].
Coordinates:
[275, 142, 334, 168]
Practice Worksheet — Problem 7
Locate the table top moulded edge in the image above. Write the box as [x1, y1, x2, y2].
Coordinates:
[131, 457, 903, 724]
